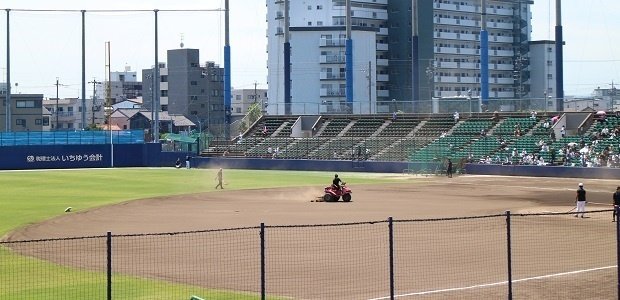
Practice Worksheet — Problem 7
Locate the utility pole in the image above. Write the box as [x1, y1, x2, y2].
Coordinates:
[367, 61, 372, 114]
[253, 81, 258, 104]
[88, 78, 101, 127]
[54, 77, 61, 130]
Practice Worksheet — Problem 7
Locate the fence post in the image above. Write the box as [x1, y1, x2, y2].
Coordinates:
[260, 223, 266, 300]
[388, 216, 395, 300]
[614, 205, 620, 299]
[506, 211, 513, 300]
[106, 231, 112, 300]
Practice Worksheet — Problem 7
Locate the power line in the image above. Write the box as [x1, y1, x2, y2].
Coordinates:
[3, 8, 225, 12]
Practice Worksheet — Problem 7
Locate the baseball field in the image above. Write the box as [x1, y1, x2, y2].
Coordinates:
[1, 168, 618, 299]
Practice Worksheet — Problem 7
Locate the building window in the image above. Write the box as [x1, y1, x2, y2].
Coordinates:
[16, 119, 26, 126]
[547, 60, 553, 66]
[236, 107, 241, 113]
[547, 74, 553, 80]
[161, 90, 168, 97]
[317, 5, 323, 10]
[16, 100, 36, 108]
[317, 21, 323, 26]
[35, 119, 42, 125]
[68, 123, 74, 129]
[547, 47, 552, 52]
[43, 117, 49, 126]
[190, 81, 198, 86]
[161, 75, 168, 82]
[308, 21, 312, 26]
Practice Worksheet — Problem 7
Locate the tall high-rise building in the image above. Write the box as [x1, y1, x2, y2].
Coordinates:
[142, 48, 226, 136]
[267, 0, 533, 114]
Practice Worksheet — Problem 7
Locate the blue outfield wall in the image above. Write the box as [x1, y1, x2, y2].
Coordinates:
[191, 157, 413, 173]
[4, 144, 620, 180]
[0, 144, 161, 170]
[465, 163, 620, 179]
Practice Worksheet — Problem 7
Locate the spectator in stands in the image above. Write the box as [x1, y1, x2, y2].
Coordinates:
[237, 133, 243, 144]
[561, 125, 566, 138]
[446, 159, 453, 178]
[440, 131, 447, 138]
[267, 146, 273, 158]
[602, 127, 610, 137]
[357, 146, 362, 160]
[365, 148, 370, 160]
[530, 110, 537, 120]
[550, 129, 556, 141]
[392, 111, 397, 121]
[543, 119, 550, 129]
[480, 129, 486, 137]
[333, 151, 338, 159]
[453, 111, 460, 123]
[492, 111, 500, 122]
[262, 125, 268, 136]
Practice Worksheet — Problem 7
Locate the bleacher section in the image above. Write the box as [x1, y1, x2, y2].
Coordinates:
[202, 112, 617, 167]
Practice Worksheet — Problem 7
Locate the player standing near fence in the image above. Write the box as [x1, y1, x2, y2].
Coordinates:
[613, 186, 620, 222]
[575, 183, 587, 218]
[215, 168, 224, 189]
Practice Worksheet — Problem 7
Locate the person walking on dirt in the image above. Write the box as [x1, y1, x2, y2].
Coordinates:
[446, 159, 453, 178]
[613, 186, 620, 222]
[332, 174, 343, 190]
[215, 168, 224, 189]
[575, 183, 587, 218]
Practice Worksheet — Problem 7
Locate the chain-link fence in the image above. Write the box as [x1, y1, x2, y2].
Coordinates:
[1, 210, 618, 300]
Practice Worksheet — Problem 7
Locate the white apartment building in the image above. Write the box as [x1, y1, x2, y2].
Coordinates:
[267, 0, 534, 114]
[267, 0, 386, 115]
[529, 40, 558, 110]
[232, 88, 268, 116]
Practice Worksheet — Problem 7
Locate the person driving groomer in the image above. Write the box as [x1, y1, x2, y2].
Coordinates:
[332, 174, 343, 190]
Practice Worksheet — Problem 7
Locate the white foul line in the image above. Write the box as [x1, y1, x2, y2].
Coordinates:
[367, 265, 617, 300]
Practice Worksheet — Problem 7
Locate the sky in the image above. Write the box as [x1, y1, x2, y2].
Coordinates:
[0, 0, 619, 99]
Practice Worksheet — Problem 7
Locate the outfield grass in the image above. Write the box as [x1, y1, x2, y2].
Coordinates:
[0, 168, 401, 300]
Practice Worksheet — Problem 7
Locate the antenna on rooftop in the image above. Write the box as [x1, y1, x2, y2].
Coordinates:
[180, 33, 184, 48]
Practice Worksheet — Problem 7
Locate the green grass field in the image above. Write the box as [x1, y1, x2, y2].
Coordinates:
[0, 168, 401, 300]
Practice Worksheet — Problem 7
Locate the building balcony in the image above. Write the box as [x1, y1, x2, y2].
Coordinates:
[377, 59, 388, 66]
[495, 63, 513, 71]
[376, 74, 389, 82]
[320, 55, 345, 64]
[488, 22, 514, 30]
[320, 88, 345, 97]
[377, 43, 389, 51]
[377, 90, 390, 98]
[351, 9, 388, 20]
[320, 72, 346, 80]
[493, 8, 514, 16]
[494, 49, 514, 57]
[494, 78, 514, 84]
[320, 38, 346, 47]
[356, 0, 387, 4]
[492, 35, 514, 43]
[378, 27, 388, 35]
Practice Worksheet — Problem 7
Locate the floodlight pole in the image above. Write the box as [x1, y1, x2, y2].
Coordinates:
[5, 9, 11, 132]
[81, 10, 87, 129]
[153, 9, 160, 141]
